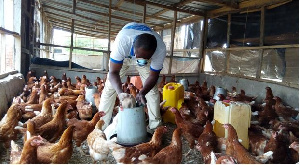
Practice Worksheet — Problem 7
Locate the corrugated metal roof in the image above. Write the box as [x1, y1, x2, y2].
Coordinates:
[39, 0, 293, 39]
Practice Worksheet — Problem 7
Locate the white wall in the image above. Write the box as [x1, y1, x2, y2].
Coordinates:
[199, 74, 299, 108]
[0, 72, 25, 117]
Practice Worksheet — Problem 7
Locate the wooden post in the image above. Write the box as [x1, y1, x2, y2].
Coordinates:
[168, 10, 177, 74]
[225, 13, 231, 73]
[199, 16, 208, 73]
[69, 19, 74, 69]
[142, 2, 146, 23]
[105, 0, 112, 71]
[69, 0, 76, 69]
[256, 7, 265, 79]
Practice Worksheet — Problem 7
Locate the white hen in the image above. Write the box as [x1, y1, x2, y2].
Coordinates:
[87, 120, 111, 163]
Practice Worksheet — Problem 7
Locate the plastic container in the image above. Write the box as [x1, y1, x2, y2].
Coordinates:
[179, 79, 189, 91]
[213, 87, 227, 100]
[162, 82, 184, 124]
[213, 101, 251, 149]
[117, 106, 147, 146]
[85, 85, 97, 106]
[130, 76, 143, 90]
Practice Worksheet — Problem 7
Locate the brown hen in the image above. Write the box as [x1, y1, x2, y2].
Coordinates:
[37, 125, 75, 163]
[223, 124, 260, 164]
[36, 102, 68, 142]
[170, 107, 204, 150]
[67, 111, 106, 155]
[195, 120, 218, 163]
[273, 96, 298, 120]
[143, 128, 182, 164]
[0, 104, 23, 148]
[110, 126, 168, 164]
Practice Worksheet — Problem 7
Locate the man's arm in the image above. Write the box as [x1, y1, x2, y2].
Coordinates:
[108, 61, 123, 95]
[136, 70, 159, 104]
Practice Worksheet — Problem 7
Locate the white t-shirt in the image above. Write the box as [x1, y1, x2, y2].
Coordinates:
[110, 22, 166, 72]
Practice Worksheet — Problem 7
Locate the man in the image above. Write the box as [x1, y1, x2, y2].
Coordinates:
[98, 22, 166, 131]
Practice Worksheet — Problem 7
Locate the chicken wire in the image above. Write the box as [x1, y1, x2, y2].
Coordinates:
[159, 57, 200, 74]
[227, 49, 259, 77]
[204, 47, 299, 88]
[261, 48, 299, 88]
[170, 57, 200, 74]
[203, 50, 226, 72]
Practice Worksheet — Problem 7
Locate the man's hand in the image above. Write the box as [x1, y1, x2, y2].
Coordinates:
[136, 93, 147, 106]
[118, 93, 130, 102]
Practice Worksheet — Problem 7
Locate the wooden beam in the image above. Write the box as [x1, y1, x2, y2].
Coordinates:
[256, 7, 265, 79]
[200, 16, 208, 73]
[114, 0, 124, 8]
[45, 11, 122, 33]
[193, 0, 238, 8]
[154, 15, 202, 31]
[80, 0, 172, 22]
[0, 27, 20, 36]
[152, 9, 169, 17]
[142, 3, 146, 23]
[225, 14, 231, 74]
[72, 0, 76, 13]
[52, 25, 116, 39]
[47, 16, 119, 34]
[168, 11, 177, 74]
[44, 1, 135, 23]
[49, 20, 118, 36]
[208, 0, 291, 18]
[174, 0, 195, 7]
[50, 22, 111, 36]
[43, 5, 124, 28]
[107, 0, 112, 71]
[38, 42, 110, 53]
[124, 0, 205, 16]
[69, 18, 74, 69]
[205, 44, 299, 51]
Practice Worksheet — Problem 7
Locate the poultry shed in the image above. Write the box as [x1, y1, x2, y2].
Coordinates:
[0, 0, 299, 164]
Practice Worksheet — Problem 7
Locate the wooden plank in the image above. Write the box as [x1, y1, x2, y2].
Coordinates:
[37, 43, 110, 53]
[205, 44, 299, 51]
[123, 0, 205, 16]
[114, 0, 124, 8]
[43, 4, 124, 28]
[0, 27, 20, 36]
[72, 0, 76, 14]
[143, 3, 146, 23]
[193, 0, 238, 8]
[174, 0, 195, 7]
[225, 14, 231, 73]
[80, 0, 172, 22]
[208, 0, 291, 18]
[256, 7, 265, 79]
[200, 16, 208, 73]
[47, 17, 119, 34]
[168, 11, 177, 74]
[44, 1, 135, 23]
[69, 18, 74, 69]
[45, 12, 122, 33]
[107, 0, 112, 70]
[49, 20, 118, 36]
[51, 24, 117, 39]
[154, 15, 202, 31]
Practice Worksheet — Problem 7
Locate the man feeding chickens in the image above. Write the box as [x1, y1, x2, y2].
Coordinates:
[98, 22, 166, 133]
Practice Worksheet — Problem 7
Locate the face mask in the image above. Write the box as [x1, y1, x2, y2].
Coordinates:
[136, 58, 148, 66]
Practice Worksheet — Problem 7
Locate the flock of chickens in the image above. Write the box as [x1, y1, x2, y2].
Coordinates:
[0, 70, 299, 164]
